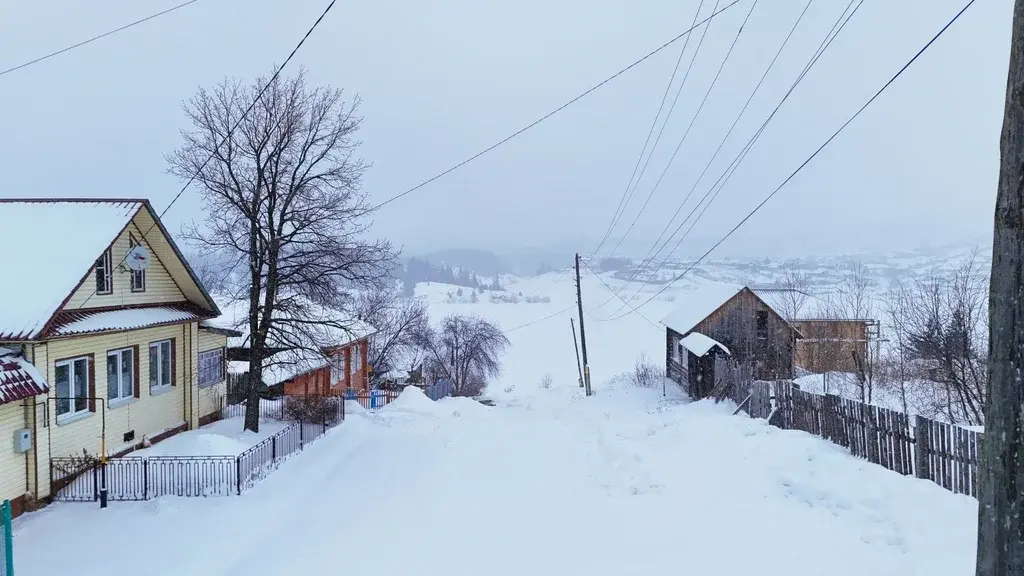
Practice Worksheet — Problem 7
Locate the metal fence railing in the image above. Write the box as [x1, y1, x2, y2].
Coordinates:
[50, 394, 347, 504]
[0, 500, 12, 575]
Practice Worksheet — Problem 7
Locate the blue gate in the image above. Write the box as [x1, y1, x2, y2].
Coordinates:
[426, 380, 452, 401]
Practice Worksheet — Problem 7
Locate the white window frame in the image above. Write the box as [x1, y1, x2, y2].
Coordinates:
[330, 354, 345, 387]
[197, 348, 225, 388]
[149, 340, 173, 392]
[107, 347, 134, 405]
[55, 356, 91, 421]
[95, 249, 113, 295]
[129, 234, 146, 293]
[349, 344, 362, 380]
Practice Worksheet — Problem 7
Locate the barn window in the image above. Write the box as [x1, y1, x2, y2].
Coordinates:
[95, 249, 113, 295]
[756, 310, 769, 339]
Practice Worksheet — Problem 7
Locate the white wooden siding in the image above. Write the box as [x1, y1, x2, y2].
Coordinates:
[64, 220, 187, 310]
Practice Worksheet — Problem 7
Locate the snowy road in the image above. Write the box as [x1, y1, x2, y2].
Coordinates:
[15, 384, 976, 575]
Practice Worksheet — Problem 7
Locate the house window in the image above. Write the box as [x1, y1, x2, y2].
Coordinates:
[149, 340, 173, 391]
[129, 235, 146, 292]
[349, 343, 362, 380]
[330, 354, 345, 387]
[95, 249, 113, 295]
[107, 348, 134, 404]
[198, 349, 225, 387]
[55, 357, 90, 419]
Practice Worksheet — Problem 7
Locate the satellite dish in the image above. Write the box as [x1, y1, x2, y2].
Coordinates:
[125, 245, 151, 271]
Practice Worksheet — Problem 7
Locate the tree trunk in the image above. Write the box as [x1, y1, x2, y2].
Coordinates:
[977, 3, 1024, 574]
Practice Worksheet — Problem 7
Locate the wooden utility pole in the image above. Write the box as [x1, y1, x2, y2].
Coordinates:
[575, 253, 592, 396]
[977, 3, 1024, 574]
[571, 318, 584, 388]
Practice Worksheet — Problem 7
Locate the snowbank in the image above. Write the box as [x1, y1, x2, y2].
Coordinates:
[131, 417, 288, 457]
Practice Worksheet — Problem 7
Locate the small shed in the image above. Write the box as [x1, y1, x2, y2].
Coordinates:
[662, 283, 801, 398]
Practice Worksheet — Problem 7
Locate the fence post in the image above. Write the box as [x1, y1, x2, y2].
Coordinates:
[915, 415, 931, 480]
[2, 500, 12, 575]
[299, 420, 304, 449]
[235, 457, 242, 496]
[272, 436, 277, 463]
[92, 465, 99, 502]
[864, 404, 879, 465]
[143, 459, 149, 500]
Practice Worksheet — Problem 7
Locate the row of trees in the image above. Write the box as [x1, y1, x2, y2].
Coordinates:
[400, 257, 502, 296]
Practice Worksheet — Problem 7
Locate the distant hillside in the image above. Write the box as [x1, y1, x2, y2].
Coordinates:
[417, 249, 510, 277]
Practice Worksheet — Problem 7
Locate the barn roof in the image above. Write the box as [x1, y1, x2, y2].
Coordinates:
[660, 283, 745, 335]
[662, 282, 798, 337]
[680, 332, 730, 357]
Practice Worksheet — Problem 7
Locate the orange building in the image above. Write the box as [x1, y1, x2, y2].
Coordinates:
[281, 335, 372, 396]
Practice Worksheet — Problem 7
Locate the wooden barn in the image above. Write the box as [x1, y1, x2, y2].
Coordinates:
[788, 318, 877, 374]
[663, 284, 801, 399]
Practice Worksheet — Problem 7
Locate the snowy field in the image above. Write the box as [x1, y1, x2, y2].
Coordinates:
[12, 272, 979, 574]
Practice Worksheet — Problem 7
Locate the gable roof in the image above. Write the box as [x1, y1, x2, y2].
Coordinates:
[661, 282, 799, 337]
[0, 199, 221, 340]
[661, 283, 745, 335]
[680, 332, 731, 357]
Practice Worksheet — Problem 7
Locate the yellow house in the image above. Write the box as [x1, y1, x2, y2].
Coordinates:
[0, 198, 239, 516]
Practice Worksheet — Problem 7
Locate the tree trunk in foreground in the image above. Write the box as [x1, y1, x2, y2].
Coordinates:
[977, 3, 1024, 574]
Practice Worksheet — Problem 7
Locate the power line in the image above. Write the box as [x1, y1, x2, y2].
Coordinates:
[77, 0, 339, 310]
[0, 0, 205, 78]
[600, 0, 858, 315]
[579, 260, 660, 328]
[603, 0, 758, 261]
[505, 305, 577, 333]
[371, 0, 742, 211]
[589, 0, 710, 257]
[612, 0, 977, 318]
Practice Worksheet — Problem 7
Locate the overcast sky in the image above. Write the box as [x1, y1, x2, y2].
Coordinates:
[0, 0, 1012, 260]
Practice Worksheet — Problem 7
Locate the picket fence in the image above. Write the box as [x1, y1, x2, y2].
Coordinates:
[724, 377, 981, 498]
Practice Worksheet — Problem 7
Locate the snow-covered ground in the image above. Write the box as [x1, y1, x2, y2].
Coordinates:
[12, 272, 979, 574]
[130, 416, 289, 458]
[15, 384, 976, 575]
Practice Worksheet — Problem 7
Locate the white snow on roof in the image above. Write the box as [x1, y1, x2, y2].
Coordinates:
[680, 332, 730, 357]
[661, 282, 744, 335]
[54, 306, 203, 337]
[202, 294, 377, 350]
[0, 200, 141, 339]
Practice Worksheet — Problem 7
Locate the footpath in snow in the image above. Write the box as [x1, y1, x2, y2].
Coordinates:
[13, 383, 976, 575]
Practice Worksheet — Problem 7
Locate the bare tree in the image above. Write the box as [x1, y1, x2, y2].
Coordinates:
[169, 70, 394, 432]
[901, 254, 988, 426]
[977, 2, 1024, 571]
[416, 315, 509, 397]
[355, 287, 429, 381]
[775, 267, 812, 320]
[883, 280, 912, 415]
[822, 259, 877, 402]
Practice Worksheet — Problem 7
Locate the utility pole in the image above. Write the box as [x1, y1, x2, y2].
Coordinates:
[575, 253, 591, 396]
[570, 318, 584, 388]
[977, 3, 1024, 575]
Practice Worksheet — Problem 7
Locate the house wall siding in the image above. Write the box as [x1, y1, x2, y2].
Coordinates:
[665, 329, 686, 386]
[197, 330, 228, 421]
[0, 403, 29, 510]
[41, 323, 191, 467]
[64, 220, 188, 310]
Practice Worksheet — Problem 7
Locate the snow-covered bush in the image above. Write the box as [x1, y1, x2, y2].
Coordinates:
[629, 353, 662, 388]
[540, 373, 553, 389]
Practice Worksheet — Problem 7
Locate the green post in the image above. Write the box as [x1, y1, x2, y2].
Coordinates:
[3, 499, 13, 575]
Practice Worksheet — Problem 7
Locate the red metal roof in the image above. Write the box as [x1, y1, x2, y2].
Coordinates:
[0, 352, 48, 405]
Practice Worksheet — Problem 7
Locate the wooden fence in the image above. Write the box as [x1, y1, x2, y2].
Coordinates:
[720, 375, 982, 498]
